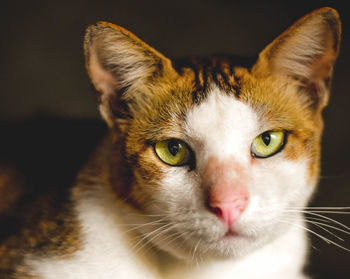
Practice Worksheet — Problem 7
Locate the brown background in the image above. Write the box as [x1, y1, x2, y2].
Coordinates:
[0, 1, 349, 278]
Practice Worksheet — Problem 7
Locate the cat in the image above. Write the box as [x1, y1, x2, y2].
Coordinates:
[0, 7, 342, 279]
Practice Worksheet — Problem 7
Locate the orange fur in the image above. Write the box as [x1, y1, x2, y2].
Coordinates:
[0, 7, 341, 278]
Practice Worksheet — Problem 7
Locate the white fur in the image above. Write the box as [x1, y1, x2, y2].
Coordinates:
[165, 220, 309, 279]
[27, 193, 309, 279]
[27, 188, 162, 279]
[25, 85, 314, 278]
[184, 86, 259, 165]
[145, 86, 314, 260]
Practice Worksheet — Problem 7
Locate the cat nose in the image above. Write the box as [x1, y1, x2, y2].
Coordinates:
[209, 194, 248, 227]
[204, 156, 249, 227]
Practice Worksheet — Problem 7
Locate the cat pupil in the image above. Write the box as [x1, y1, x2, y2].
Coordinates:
[262, 132, 271, 146]
[168, 140, 179, 156]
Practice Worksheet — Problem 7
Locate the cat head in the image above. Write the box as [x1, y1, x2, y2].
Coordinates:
[84, 7, 341, 260]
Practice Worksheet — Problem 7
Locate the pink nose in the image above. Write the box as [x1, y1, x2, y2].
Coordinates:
[204, 156, 249, 227]
[209, 197, 248, 227]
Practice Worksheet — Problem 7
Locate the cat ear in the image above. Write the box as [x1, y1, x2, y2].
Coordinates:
[84, 22, 176, 127]
[252, 7, 341, 110]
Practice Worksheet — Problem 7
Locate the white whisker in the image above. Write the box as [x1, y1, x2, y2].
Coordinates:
[290, 206, 350, 210]
[131, 223, 174, 255]
[283, 210, 350, 231]
[304, 216, 334, 224]
[303, 211, 350, 215]
[122, 219, 166, 234]
[277, 219, 350, 252]
[304, 219, 350, 236]
[304, 220, 345, 241]
[190, 238, 202, 266]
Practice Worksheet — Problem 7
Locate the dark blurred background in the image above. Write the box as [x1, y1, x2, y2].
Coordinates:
[0, 0, 349, 278]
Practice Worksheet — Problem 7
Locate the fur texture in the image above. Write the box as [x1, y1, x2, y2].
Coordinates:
[0, 7, 341, 279]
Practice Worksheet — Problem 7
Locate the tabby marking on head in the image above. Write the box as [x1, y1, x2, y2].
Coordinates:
[0, 7, 342, 279]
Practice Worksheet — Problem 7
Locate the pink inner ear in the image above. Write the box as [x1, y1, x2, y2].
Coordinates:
[309, 47, 336, 84]
[253, 9, 340, 106]
[89, 50, 119, 95]
[89, 50, 121, 127]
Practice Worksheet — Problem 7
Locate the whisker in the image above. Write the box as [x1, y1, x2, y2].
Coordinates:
[137, 224, 186, 258]
[304, 220, 345, 241]
[161, 229, 187, 250]
[131, 223, 174, 255]
[292, 206, 350, 210]
[283, 210, 350, 231]
[192, 238, 202, 267]
[304, 218, 350, 236]
[304, 216, 334, 224]
[302, 211, 350, 215]
[122, 219, 166, 234]
[304, 212, 350, 231]
[277, 219, 350, 252]
[127, 213, 170, 217]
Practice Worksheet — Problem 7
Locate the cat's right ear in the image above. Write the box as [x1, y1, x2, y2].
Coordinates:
[84, 22, 177, 128]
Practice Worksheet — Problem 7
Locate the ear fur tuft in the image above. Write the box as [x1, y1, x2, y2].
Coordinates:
[252, 7, 341, 110]
[84, 22, 175, 127]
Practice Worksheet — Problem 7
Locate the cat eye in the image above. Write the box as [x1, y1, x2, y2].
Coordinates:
[154, 139, 191, 166]
[251, 131, 286, 158]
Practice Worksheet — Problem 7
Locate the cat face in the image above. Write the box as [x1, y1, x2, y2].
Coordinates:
[120, 73, 317, 260]
[84, 8, 340, 260]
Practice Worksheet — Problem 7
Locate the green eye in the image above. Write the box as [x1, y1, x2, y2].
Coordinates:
[251, 131, 286, 158]
[154, 139, 191, 166]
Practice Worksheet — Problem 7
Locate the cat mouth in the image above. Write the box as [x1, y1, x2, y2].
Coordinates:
[225, 230, 238, 237]
[222, 228, 242, 240]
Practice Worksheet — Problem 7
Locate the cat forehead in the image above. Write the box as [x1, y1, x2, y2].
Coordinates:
[184, 85, 259, 162]
[128, 62, 313, 153]
[185, 85, 258, 136]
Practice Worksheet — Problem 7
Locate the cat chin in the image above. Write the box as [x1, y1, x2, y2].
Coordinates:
[147, 227, 272, 262]
[153, 236, 261, 262]
[146, 215, 295, 263]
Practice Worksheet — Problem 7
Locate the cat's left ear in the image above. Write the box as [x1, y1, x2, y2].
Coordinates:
[252, 7, 341, 110]
[84, 22, 177, 127]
